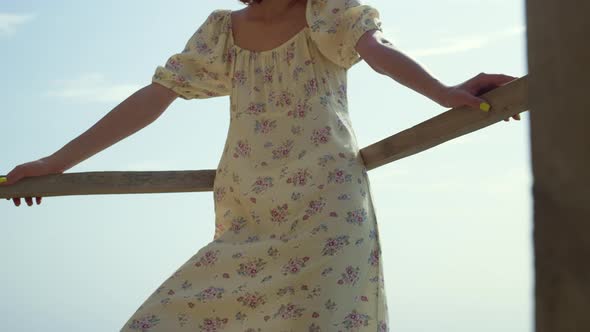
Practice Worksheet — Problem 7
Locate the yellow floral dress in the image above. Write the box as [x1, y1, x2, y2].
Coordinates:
[121, 0, 388, 331]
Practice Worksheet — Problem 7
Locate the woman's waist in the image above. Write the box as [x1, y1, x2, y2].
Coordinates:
[217, 139, 362, 170]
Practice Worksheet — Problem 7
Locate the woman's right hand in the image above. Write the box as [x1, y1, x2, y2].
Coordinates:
[1, 157, 64, 207]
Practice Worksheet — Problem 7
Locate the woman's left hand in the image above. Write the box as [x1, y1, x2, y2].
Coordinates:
[435, 72, 521, 121]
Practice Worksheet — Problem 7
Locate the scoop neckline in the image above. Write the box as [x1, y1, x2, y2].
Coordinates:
[226, 10, 310, 55]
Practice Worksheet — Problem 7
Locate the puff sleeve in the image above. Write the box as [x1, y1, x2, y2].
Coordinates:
[307, 0, 383, 70]
[152, 10, 233, 100]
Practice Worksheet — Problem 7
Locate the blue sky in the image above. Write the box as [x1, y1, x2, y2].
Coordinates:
[0, 0, 530, 331]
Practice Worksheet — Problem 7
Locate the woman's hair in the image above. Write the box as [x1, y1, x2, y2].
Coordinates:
[239, 0, 263, 4]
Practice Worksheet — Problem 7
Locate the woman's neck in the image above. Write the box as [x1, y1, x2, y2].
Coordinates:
[246, 0, 304, 22]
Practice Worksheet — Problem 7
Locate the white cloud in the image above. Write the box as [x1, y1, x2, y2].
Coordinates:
[44, 73, 142, 103]
[0, 13, 36, 36]
[408, 36, 488, 57]
[406, 25, 526, 57]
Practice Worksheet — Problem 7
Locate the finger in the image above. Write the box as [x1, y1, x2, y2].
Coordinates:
[494, 73, 518, 81]
[485, 73, 518, 85]
[504, 118, 510, 122]
[464, 93, 488, 110]
[513, 114, 521, 120]
[474, 74, 518, 94]
[36, 197, 42, 205]
[475, 84, 499, 96]
[0, 175, 10, 186]
[25, 196, 33, 206]
[4, 170, 23, 186]
[465, 74, 496, 95]
[13, 197, 21, 207]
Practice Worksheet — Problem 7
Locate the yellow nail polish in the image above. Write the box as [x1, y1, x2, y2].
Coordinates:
[0, 177, 6, 184]
[480, 102, 491, 112]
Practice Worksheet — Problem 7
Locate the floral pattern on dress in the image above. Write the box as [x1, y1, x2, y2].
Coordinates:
[122, 1, 389, 331]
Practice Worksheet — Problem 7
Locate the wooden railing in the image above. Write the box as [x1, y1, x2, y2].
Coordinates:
[0, 76, 528, 198]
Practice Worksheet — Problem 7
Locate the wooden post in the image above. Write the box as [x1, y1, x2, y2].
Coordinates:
[527, 0, 590, 331]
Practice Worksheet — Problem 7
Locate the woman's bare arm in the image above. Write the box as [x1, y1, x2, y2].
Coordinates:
[355, 30, 517, 110]
[355, 30, 449, 104]
[1, 83, 179, 206]
[47, 82, 178, 172]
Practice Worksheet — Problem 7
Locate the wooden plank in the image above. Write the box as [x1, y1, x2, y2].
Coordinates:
[360, 75, 529, 170]
[0, 75, 529, 198]
[0, 170, 216, 198]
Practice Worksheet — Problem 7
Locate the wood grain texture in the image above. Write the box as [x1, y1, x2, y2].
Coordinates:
[527, 0, 590, 330]
[0, 76, 528, 197]
[0, 170, 216, 198]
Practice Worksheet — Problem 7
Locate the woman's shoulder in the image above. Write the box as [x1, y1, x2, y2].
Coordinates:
[187, 9, 232, 45]
[209, 9, 232, 19]
[307, 0, 374, 30]
[307, 0, 366, 13]
[306, 0, 382, 69]
[202, 9, 232, 28]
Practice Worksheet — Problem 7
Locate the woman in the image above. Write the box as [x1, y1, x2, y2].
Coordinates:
[1, 0, 519, 330]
